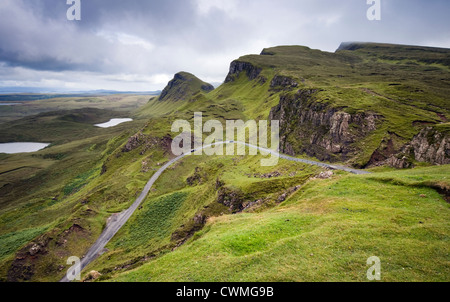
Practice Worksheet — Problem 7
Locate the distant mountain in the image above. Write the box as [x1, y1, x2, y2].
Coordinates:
[75, 90, 161, 95]
[0, 87, 161, 95]
[0, 87, 65, 94]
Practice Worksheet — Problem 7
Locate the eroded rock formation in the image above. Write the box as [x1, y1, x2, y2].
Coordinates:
[269, 89, 382, 163]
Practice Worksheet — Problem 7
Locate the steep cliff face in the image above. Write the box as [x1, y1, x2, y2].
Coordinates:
[224, 60, 263, 83]
[269, 89, 382, 163]
[270, 88, 449, 168]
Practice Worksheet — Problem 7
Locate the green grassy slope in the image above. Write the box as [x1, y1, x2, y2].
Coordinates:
[110, 165, 449, 282]
[0, 42, 449, 282]
[79, 155, 320, 277]
[104, 43, 449, 282]
[158, 72, 214, 103]
[0, 101, 155, 280]
[0, 94, 151, 124]
[0, 108, 132, 144]
[207, 44, 449, 167]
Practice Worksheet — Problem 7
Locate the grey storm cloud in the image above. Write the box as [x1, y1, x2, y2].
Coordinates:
[0, 0, 449, 91]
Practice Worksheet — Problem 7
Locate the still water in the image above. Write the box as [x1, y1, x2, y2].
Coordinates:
[0, 142, 50, 154]
[94, 118, 133, 128]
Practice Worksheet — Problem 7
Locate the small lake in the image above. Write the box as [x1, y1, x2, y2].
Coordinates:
[0, 142, 50, 154]
[0, 103, 20, 106]
[94, 118, 133, 128]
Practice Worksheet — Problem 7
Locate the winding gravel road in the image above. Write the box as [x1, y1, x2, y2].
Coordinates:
[60, 141, 369, 282]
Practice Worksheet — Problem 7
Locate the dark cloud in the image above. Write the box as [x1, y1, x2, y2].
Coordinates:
[0, 48, 88, 71]
[0, 0, 449, 91]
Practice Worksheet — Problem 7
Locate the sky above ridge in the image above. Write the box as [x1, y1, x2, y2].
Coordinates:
[0, 0, 449, 91]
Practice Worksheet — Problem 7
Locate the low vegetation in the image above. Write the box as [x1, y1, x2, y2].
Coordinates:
[110, 166, 449, 282]
[0, 43, 448, 282]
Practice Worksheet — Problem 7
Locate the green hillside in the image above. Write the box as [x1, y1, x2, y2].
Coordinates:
[0, 43, 449, 282]
[111, 165, 450, 282]
[158, 72, 214, 103]
[206, 43, 449, 167]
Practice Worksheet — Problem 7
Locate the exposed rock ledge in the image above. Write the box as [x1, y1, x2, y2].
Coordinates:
[269, 89, 382, 163]
[406, 127, 449, 165]
[225, 60, 262, 83]
[270, 75, 299, 91]
[384, 127, 449, 168]
[365, 126, 449, 168]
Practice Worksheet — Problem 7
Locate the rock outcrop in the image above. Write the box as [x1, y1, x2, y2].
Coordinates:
[366, 127, 449, 168]
[405, 127, 449, 165]
[269, 89, 382, 163]
[270, 75, 299, 91]
[7, 235, 51, 282]
[383, 127, 450, 168]
[217, 186, 245, 213]
[7, 223, 87, 282]
[82, 270, 102, 282]
[122, 131, 146, 153]
[122, 133, 173, 155]
[384, 155, 413, 169]
[225, 60, 262, 83]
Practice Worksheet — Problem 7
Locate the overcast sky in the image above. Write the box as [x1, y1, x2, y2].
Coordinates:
[0, 0, 449, 91]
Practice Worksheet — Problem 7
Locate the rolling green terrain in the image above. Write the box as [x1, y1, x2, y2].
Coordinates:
[0, 43, 448, 282]
[0, 94, 152, 124]
[112, 165, 449, 282]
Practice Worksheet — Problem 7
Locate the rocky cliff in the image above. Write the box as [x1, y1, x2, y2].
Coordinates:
[407, 127, 449, 165]
[269, 88, 449, 168]
[224, 60, 263, 83]
[270, 75, 299, 91]
[269, 89, 382, 164]
[383, 127, 450, 168]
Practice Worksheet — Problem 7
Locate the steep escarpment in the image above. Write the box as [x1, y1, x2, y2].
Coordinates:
[224, 60, 263, 83]
[159, 72, 214, 102]
[269, 86, 448, 168]
[269, 89, 382, 164]
[219, 43, 449, 169]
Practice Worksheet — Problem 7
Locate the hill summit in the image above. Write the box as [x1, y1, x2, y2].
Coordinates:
[159, 71, 214, 102]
